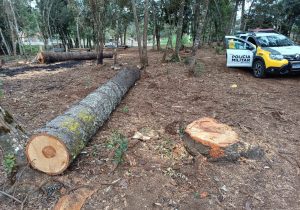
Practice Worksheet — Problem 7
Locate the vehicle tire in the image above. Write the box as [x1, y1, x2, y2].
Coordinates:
[252, 59, 266, 78]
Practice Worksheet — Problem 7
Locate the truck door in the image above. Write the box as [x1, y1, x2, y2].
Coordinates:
[225, 38, 255, 67]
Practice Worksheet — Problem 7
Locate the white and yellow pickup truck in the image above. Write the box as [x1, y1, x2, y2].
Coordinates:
[225, 32, 300, 78]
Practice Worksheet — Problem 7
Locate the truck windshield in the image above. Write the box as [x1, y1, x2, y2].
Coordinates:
[257, 35, 294, 47]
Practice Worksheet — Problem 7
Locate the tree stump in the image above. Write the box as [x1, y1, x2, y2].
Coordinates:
[183, 117, 264, 161]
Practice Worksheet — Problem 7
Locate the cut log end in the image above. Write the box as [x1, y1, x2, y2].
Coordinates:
[36, 52, 45, 64]
[26, 134, 69, 175]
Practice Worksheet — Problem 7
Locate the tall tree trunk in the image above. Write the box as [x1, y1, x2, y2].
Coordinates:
[9, 21, 17, 56]
[0, 28, 12, 56]
[76, 18, 81, 48]
[172, 0, 185, 62]
[97, 32, 104, 65]
[229, 0, 239, 34]
[142, 0, 149, 67]
[162, 25, 173, 62]
[8, 0, 24, 55]
[243, 0, 256, 31]
[192, 0, 200, 44]
[124, 25, 127, 45]
[131, 0, 143, 66]
[156, 27, 161, 50]
[189, 0, 210, 74]
[240, 0, 245, 31]
[152, 0, 156, 50]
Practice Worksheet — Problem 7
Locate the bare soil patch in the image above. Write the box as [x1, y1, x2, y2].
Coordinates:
[0, 48, 299, 209]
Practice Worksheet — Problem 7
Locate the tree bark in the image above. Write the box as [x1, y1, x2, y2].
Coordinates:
[156, 27, 161, 50]
[229, 0, 239, 35]
[142, 0, 149, 67]
[0, 106, 28, 173]
[76, 18, 81, 48]
[0, 28, 12, 56]
[131, 0, 143, 66]
[124, 25, 127, 45]
[240, 0, 245, 31]
[8, 0, 24, 55]
[152, 0, 156, 50]
[188, 0, 210, 74]
[36, 51, 113, 64]
[172, 0, 185, 62]
[26, 68, 141, 175]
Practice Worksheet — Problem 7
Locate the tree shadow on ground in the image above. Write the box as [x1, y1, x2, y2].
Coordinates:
[0, 61, 82, 77]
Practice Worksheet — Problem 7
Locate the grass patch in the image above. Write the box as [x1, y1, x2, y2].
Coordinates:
[121, 105, 129, 113]
[4, 153, 16, 175]
[0, 80, 3, 98]
[106, 131, 128, 164]
[215, 46, 225, 55]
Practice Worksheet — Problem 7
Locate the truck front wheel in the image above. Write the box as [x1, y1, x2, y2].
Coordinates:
[252, 60, 266, 78]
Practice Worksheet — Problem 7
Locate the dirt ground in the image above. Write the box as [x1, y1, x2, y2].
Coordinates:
[0, 48, 299, 210]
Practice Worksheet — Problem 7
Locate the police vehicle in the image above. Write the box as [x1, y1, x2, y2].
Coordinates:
[225, 31, 300, 78]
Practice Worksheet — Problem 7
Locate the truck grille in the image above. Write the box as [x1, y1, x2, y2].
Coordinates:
[284, 54, 300, 61]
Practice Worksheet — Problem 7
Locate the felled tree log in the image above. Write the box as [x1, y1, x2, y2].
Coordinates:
[69, 48, 91, 52]
[0, 106, 28, 173]
[37, 51, 113, 64]
[183, 117, 264, 161]
[26, 68, 140, 175]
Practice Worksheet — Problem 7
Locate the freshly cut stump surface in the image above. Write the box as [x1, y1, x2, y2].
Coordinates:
[26, 68, 140, 175]
[183, 117, 263, 161]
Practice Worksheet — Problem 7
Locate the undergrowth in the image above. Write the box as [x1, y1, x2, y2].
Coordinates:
[4, 153, 16, 174]
[0, 80, 3, 98]
[106, 131, 128, 164]
[215, 46, 225, 54]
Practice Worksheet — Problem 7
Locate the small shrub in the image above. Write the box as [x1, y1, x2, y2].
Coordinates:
[178, 125, 186, 137]
[4, 153, 16, 174]
[215, 46, 225, 54]
[121, 106, 129, 113]
[106, 131, 128, 164]
[181, 34, 192, 47]
[0, 80, 3, 98]
[183, 57, 193, 65]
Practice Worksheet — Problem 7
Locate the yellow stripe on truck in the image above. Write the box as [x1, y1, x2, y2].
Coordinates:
[256, 47, 288, 68]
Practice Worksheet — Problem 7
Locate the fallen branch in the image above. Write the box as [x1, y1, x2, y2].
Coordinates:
[0, 190, 22, 203]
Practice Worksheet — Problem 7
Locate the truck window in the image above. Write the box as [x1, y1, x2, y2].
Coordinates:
[247, 37, 257, 46]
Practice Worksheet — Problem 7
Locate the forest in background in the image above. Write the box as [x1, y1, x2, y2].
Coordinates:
[0, 0, 300, 60]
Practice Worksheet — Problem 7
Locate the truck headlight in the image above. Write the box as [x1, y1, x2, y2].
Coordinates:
[269, 54, 284, 60]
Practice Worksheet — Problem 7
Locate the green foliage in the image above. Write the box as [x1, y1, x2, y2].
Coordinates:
[106, 131, 128, 164]
[0, 80, 3, 98]
[178, 125, 185, 137]
[181, 34, 192, 47]
[121, 105, 129, 113]
[4, 153, 16, 174]
[215, 46, 225, 55]
[23, 45, 40, 55]
[194, 192, 200, 199]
